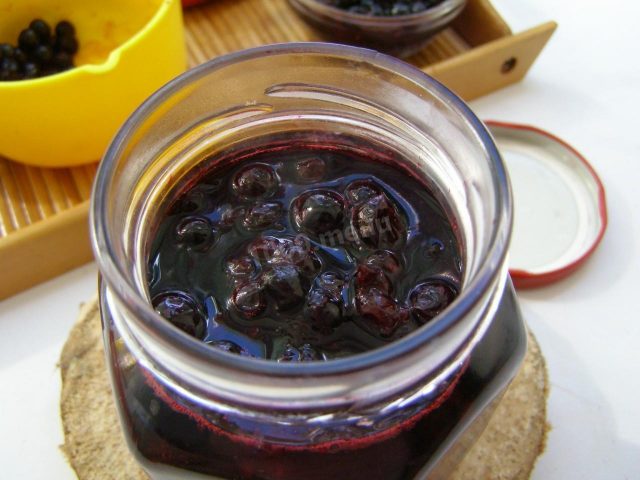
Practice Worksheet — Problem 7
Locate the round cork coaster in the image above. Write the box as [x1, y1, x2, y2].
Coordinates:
[60, 298, 549, 480]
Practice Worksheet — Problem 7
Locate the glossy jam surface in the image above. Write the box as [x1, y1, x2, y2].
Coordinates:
[147, 145, 462, 361]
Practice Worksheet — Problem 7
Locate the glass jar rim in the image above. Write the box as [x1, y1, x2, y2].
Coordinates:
[90, 42, 511, 378]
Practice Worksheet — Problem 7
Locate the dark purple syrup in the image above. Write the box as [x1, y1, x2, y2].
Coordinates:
[147, 145, 462, 361]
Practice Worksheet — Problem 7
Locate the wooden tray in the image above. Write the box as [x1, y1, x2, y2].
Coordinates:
[0, 0, 556, 300]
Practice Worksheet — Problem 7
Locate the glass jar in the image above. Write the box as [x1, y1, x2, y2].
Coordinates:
[91, 43, 526, 480]
[288, 0, 467, 58]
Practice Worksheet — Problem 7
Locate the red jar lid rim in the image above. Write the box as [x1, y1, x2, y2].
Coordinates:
[486, 121, 607, 289]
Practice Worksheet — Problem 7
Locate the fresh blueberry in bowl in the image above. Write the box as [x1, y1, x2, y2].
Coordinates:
[1, 19, 80, 82]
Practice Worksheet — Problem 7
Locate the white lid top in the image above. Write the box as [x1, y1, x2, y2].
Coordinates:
[487, 122, 607, 289]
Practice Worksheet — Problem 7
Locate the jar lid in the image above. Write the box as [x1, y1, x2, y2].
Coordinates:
[486, 121, 607, 289]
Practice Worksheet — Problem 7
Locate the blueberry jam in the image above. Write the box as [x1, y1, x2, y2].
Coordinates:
[104, 139, 527, 480]
[324, 0, 446, 16]
[147, 145, 462, 361]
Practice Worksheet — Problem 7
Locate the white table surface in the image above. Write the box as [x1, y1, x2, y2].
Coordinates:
[1, 1, 639, 478]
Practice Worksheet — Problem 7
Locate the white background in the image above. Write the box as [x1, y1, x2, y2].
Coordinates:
[1, 0, 639, 478]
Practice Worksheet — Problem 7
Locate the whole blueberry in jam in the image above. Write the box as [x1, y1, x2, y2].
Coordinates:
[282, 239, 322, 277]
[248, 236, 283, 263]
[242, 202, 283, 230]
[345, 179, 381, 205]
[152, 291, 206, 339]
[148, 142, 461, 361]
[351, 190, 406, 250]
[356, 288, 408, 337]
[232, 282, 266, 318]
[263, 265, 308, 311]
[364, 250, 402, 277]
[409, 279, 458, 324]
[176, 216, 218, 250]
[232, 164, 278, 199]
[355, 264, 393, 295]
[306, 286, 344, 333]
[225, 256, 257, 281]
[292, 190, 345, 237]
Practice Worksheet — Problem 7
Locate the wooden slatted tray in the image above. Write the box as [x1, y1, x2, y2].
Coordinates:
[0, 0, 556, 299]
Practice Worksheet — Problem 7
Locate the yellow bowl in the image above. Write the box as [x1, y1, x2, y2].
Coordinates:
[0, 0, 187, 167]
